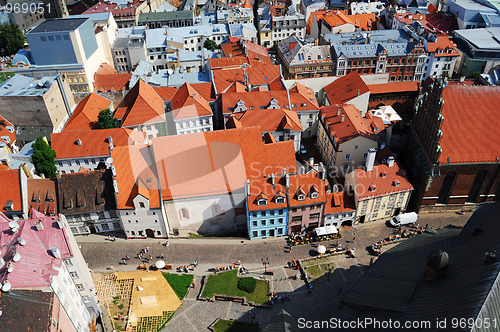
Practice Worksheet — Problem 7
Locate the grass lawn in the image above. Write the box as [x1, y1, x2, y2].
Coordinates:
[212, 319, 258, 332]
[304, 263, 334, 279]
[0, 72, 13, 84]
[201, 270, 269, 304]
[163, 273, 194, 300]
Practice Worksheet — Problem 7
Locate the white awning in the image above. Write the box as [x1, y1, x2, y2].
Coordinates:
[315, 225, 338, 236]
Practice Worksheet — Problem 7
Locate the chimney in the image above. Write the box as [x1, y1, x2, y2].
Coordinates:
[35, 220, 44, 231]
[357, 89, 360, 96]
[309, 157, 314, 165]
[271, 173, 275, 189]
[108, 135, 113, 151]
[319, 162, 325, 180]
[337, 108, 341, 116]
[341, 114, 345, 122]
[285, 173, 289, 189]
[246, 179, 251, 196]
[283, 167, 287, 175]
[193, 93, 197, 100]
[50, 246, 61, 259]
[300, 166, 305, 174]
[387, 156, 395, 167]
[366, 148, 376, 172]
[76, 139, 82, 146]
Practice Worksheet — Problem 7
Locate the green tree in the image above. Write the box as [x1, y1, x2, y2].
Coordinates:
[203, 39, 218, 51]
[32, 136, 57, 178]
[0, 22, 25, 56]
[97, 109, 119, 129]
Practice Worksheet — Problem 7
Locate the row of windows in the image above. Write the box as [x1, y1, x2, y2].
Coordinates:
[251, 218, 284, 227]
[251, 209, 285, 217]
[40, 34, 70, 42]
[290, 204, 322, 212]
[58, 158, 103, 167]
[127, 230, 162, 236]
[252, 228, 284, 238]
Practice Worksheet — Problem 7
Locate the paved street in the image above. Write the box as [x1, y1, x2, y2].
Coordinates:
[78, 212, 470, 330]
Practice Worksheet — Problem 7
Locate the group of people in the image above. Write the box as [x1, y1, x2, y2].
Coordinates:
[369, 224, 430, 256]
[269, 292, 291, 304]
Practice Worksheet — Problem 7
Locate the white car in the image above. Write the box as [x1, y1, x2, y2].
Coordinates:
[389, 212, 418, 227]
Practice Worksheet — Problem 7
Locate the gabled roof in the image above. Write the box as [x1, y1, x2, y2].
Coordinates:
[248, 176, 288, 211]
[220, 40, 272, 65]
[438, 85, 500, 164]
[57, 169, 116, 214]
[190, 82, 216, 101]
[288, 172, 328, 207]
[27, 178, 57, 217]
[170, 83, 213, 120]
[324, 191, 355, 215]
[322, 12, 375, 31]
[323, 71, 370, 105]
[289, 83, 320, 111]
[427, 35, 459, 56]
[320, 104, 383, 145]
[0, 214, 73, 289]
[211, 64, 282, 94]
[353, 161, 413, 200]
[94, 73, 131, 92]
[52, 128, 146, 159]
[154, 86, 178, 101]
[63, 93, 112, 131]
[228, 108, 302, 132]
[96, 62, 117, 75]
[0, 115, 16, 147]
[0, 169, 22, 214]
[368, 81, 419, 94]
[119, 79, 165, 127]
[221, 90, 290, 115]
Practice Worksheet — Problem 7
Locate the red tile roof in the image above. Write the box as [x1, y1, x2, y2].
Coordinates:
[52, 128, 146, 160]
[426, 12, 458, 35]
[96, 62, 117, 75]
[83, 0, 143, 17]
[0, 169, 22, 214]
[212, 65, 282, 93]
[154, 86, 178, 101]
[288, 173, 328, 207]
[323, 12, 375, 31]
[0, 215, 73, 289]
[153, 127, 297, 201]
[368, 81, 419, 94]
[94, 73, 131, 92]
[324, 71, 370, 105]
[247, 176, 288, 211]
[170, 83, 212, 120]
[119, 79, 165, 127]
[320, 104, 384, 145]
[27, 178, 57, 217]
[209, 56, 250, 69]
[289, 83, 320, 111]
[221, 90, 290, 115]
[220, 40, 272, 65]
[190, 82, 216, 101]
[354, 162, 413, 200]
[438, 85, 500, 164]
[228, 108, 302, 132]
[427, 35, 459, 57]
[0, 115, 15, 147]
[324, 191, 355, 215]
[63, 93, 112, 131]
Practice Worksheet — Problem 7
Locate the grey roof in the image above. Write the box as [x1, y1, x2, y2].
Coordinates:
[278, 35, 331, 65]
[480, 12, 500, 27]
[324, 29, 416, 59]
[69, 12, 112, 22]
[166, 23, 229, 39]
[151, 69, 211, 86]
[146, 28, 168, 48]
[15, 126, 53, 143]
[228, 23, 257, 37]
[454, 27, 500, 50]
[450, 0, 498, 12]
[28, 18, 89, 34]
[338, 201, 500, 330]
[0, 74, 55, 97]
[138, 10, 193, 23]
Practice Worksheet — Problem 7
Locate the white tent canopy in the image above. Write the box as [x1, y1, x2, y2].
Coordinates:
[155, 260, 166, 269]
[315, 225, 338, 236]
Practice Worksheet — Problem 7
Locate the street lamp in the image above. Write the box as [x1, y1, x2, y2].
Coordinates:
[261, 257, 269, 274]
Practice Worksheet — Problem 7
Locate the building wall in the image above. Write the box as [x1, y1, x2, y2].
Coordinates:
[50, 294, 77, 332]
[175, 115, 213, 135]
[335, 136, 378, 174]
[0, 95, 56, 128]
[288, 202, 324, 233]
[270, 130, 302, 151]
[56, 156, 107, 174]
[325, 92, 370, 116]
[119, 195, 168, 238]
[424, 53, 457, 79]
[43, 80, 74, 131]
[163, 190, 247, 236]
[324, 210, 356, 228]
[297, 109, 319, 137]
[182, 31, 229, 51]
[27, 31, 78, 65]
[247, 207, 288, 239]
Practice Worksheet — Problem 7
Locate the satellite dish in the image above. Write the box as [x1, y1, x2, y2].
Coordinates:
[13, 253, 20, 262]
[17, 238, 26, 246]
[167, 68, 174, 75]
[2, 281, 11, 292]
[363, 33, 367, 38]
[8, 221, 19, 229]
[7, 263, 13, 273]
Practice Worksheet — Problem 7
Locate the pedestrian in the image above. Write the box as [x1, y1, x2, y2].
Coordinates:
[125, 255, 130, 260]
[160, 253, 164, 259]
[370, 257, 374, 265]
[260, 274, 263, 279]
[425, 224, 429, 229]
[107, 235, 111, 241]
[237, 259, 241, 265]
[166, 241, 169, 247]
[353, 236, 356, 242]
[112, 236, 116, 242]
[195, 260, 198, 267]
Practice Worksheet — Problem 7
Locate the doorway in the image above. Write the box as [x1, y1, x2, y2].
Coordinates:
[269, 229, 275, 237]
[358, 215, 365, 223]
[145, 229, 155, 238]
[394, 208, 401, 216]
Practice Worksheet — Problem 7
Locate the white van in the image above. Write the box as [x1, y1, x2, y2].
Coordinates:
[389, 212, 418, 227]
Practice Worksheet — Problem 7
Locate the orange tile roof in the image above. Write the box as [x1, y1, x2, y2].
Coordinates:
[170, 83, 212, 120]
[191, 82, 216, 101]
[0, 115, 15, 147]
[209, 56, 249, 69]
[428, 3, 437, 14]
[288, 173, 328, 207]
[354, 162, 413, 200]
[247, 176, 288, 211]
[51, 128, 146, 160]
[438, 85, 500, 164]
[152, 127, 297, 201]
[221, 90, 290, 115]
[27, 178, 57, 217]
[368, 81, 419, 94]
[307, 10, 347, 34]
[153, 86, 178, 101]
[119, 79, 165, 127]
[0, 169, 22, 214]
[289, 83, 320, 111]
[63, 93, 112, 132]
[94, 73, 131, 92]
[322, 12, 375, 31]
[324, 191, 355, 215]
[228, 108, 302, 132]
[212, 65, 282, 94]
[324, 71, 370, 105]
[111, 144, 161, 209]
[320, 104, 383, 145]
[96, 63, 117, 75]
[427, 35, 459, 57]
[263, 132, 276, 143]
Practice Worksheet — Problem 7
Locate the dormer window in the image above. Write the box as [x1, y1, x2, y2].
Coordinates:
[393, 179, 400, 187]
[276, 197, 285, 204]
[380, 171, 387, 178]
[311, 192, 318, 199]
[298, 194, 305, 201]
[257, 199, 268, 206]
[268, 98, 279, 109]
[369, 184, 377, 192]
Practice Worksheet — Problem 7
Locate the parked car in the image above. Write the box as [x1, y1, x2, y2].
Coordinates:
[389, 212, 418, 227]
[300, 145, 307, 154]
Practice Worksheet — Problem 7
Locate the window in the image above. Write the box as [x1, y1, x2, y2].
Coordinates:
[345, 154, 351, 160]
[298, 194, 305, 201]
[180, 208, 189, 219]
[354, 145, 358, 150]
[63, 259, 73, 267]
[252, 231, 258, 238]
[292, 216, 302, 222]
[277, 228, 283, 235]
[276, 197, 285, 204]
[270, 219, 275, 224]
[252, 212, 257, 217]
[261, 230, 266, 237]
[343, 164, 349, 172]
[70, 272, 79, 279]
[270, 210, 275, 216]
[139, 202, 145, 208]
[262, 211, 266, 217]
[310, 213, 320, 220]
[278, 209, 283, 214]
[311, 192, 318, 199]
[252, 220, 257, 226]
[76, 284, 84, 291]
[279, 218, 283, 223]
[363, 153, 368, 159]
[261, 220, 266, 226]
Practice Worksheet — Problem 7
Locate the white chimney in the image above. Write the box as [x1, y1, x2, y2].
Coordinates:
[337, 108, 341, 116]
[50, 246, 61, 259]
[341, 114, 345, 122]
[285, 173, 289, 188]
[76, 139, 82, 146]
[366, 148, 376, 172]
[246, 179, 251, 196]
[35, 220, 44, 231]
[309, 157, 314, 165]
[387, 156, 395, 167]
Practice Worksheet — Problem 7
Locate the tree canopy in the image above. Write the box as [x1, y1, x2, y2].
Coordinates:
[32, 136, 57, 178]
[97, 109, 119, 129]
[0, 22, 25, 56]
[203, 39, 218, 51]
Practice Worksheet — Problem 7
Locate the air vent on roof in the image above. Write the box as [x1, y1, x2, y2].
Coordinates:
[17, 238, 26, 246]
[2, 280, 11, 292]
[35, 220, 44, 231]
[50, 246, 61, 259]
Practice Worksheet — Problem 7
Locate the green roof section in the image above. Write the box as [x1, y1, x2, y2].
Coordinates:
[138, 10, 193, 23]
